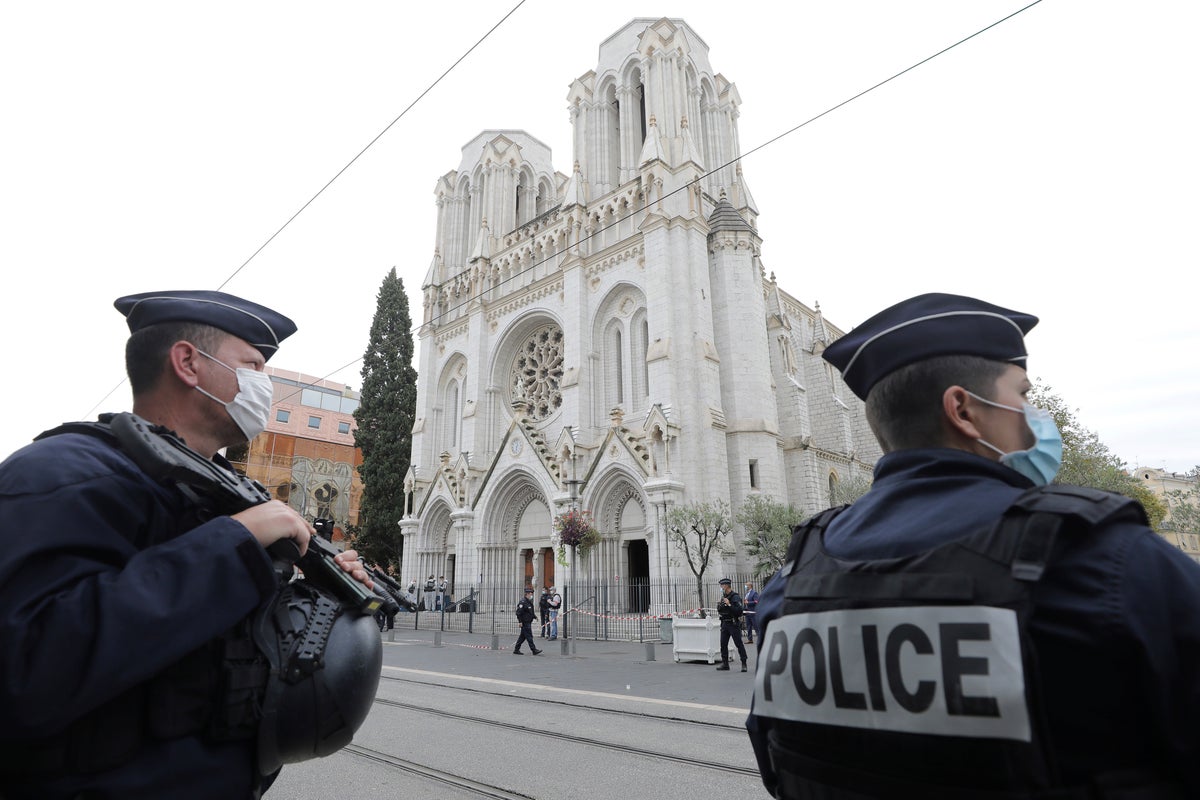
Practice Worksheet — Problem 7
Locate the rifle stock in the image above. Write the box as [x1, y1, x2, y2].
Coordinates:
[109, 413, 382, 616]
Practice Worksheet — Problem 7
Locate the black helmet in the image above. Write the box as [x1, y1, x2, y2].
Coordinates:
[251, 579, 382, 774]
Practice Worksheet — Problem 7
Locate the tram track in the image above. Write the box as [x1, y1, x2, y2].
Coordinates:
[341, 743, 536, 799]
[379, 672, 746, 731]
[371, 695, 759, 777]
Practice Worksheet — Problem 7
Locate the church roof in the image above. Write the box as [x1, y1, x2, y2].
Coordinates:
[707, 194, 754, 232]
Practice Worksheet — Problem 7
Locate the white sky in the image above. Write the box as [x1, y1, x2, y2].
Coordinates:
[2, 1, 1196, 473]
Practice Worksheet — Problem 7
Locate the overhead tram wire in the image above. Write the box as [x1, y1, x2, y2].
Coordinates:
[216, 0, 529, 291]
[420, 0, 1047, 330]
[89, 0, 1045, 421]
[81, 0, 528, 420]
[225, 0, 1049, 411]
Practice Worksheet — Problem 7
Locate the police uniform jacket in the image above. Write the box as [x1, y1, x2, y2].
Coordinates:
[0, 430, 280, 799]
[516, 596, 536, 624]
[747, 448, 1200, 796]
[717, 591, 744, 626]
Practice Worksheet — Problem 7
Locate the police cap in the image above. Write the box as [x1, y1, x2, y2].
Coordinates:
[718, 578, 732, 587]
[114, 290, 297, 362]
[822, 293, 1038, 401]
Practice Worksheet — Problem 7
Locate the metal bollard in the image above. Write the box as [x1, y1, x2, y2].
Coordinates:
[644, 642, 655, 662]
[490, 634, 500, 650]
[560, 637, 570, 656]
[434, 631, 443, 647]
[388, 630, 395, 643]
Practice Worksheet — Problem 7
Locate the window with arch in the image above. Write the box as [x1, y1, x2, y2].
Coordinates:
[443, 379, 460, 451]
[630, 311, 649, 411]
[605, 323, 624, 410]
[828, 471, 838, 504]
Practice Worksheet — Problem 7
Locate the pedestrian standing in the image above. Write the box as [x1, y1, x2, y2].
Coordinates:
[513, 587, 542, 655]
[547, 585, 562, 640]
[743, 581, 760, 643]
[436, 575, 448, 611]
[422, 574, 436, 613]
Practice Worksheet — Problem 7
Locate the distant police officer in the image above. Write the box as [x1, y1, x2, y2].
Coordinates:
[513, 587, 543, 655]
[747, 293, 1200, 798]
[715, 578, 748, 672]
[538, 586, 551, 637]
[0, 290, 374, 799]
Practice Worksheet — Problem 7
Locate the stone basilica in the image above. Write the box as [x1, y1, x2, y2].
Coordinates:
[399, 18, 880, 606]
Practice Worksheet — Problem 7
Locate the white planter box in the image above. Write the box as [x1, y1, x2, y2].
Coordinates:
[671, 615, 721, 663]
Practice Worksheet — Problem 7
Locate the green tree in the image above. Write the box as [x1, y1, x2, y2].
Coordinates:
[830, 472, 873, 508]
[1028, 382, 1167, 528]
[736, 494, 804, 579]
[664, 500, 733, 616]
[353, 268, 417, 568]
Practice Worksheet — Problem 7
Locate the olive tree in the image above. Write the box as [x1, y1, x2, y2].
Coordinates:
[664, 500, 733, 616]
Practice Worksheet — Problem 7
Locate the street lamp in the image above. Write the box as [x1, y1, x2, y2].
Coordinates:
[563, 475, 582, 642]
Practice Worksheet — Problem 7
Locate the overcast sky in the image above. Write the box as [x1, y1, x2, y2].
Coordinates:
[2, 1, 1196, 473]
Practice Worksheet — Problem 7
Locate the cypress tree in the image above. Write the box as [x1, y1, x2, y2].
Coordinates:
[353, 267, 417, 568]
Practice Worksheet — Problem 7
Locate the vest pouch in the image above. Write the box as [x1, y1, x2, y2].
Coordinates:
[770, 738, 1093, 800]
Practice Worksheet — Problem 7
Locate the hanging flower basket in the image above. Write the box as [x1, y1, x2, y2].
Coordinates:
[552, 509, 601, 565]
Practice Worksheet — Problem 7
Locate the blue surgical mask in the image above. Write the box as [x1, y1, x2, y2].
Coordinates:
[966, 391, 1062, 486]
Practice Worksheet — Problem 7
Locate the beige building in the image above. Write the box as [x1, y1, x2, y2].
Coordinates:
[228, 367, 364, 541]
[1135, 465, 1199, 563]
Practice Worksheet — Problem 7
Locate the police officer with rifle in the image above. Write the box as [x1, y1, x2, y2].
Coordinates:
[0, 291, 382, 799]
[748, 294, 1200, 798]
[715, 578, 749, 672]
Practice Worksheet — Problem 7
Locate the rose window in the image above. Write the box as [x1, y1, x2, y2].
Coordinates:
[511, 325, 564, 420]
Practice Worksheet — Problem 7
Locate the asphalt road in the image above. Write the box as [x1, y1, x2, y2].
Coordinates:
[267, 629, 767, 799]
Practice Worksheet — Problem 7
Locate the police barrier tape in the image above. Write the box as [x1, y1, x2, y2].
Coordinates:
[562, 607, 758, 621]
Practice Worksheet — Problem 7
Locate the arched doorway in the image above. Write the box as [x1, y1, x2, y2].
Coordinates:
[627, 538, 649, 612]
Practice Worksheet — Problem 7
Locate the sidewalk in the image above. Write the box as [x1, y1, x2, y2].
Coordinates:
[377, 627, 758, 717]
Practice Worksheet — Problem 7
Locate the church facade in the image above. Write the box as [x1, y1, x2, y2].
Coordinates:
[399, 18, 880, 608]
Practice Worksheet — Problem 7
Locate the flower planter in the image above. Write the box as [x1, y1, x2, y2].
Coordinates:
[671, 615, 721, 664]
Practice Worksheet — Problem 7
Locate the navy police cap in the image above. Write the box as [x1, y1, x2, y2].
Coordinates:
[718, 578, 732, 586]
[822, 293, 1038, 401]
[114, 290, 297, 362]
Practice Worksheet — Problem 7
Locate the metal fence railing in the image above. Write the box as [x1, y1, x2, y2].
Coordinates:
[394, 574, 767, 643]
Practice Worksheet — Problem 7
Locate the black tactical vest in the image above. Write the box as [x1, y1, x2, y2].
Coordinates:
[755, 485, 1181, 800]
[2, 415, 380, 779]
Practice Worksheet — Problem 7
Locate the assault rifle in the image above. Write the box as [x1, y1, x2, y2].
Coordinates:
[107, 413, 383, 616]
[314, 520, 408, 618]
[366, 566, 417, 612]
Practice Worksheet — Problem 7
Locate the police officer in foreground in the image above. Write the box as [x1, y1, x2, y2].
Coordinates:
[747, 293, 1200, 799]
[715, 578, 749, 672]
[0, 290, 375, 799]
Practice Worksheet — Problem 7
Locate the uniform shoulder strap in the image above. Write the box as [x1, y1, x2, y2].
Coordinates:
[982, 484, 1147, 583]
[1008, 483, 1147, 527]
[780, 505, 850, 578]
[35, 417, 121, 445]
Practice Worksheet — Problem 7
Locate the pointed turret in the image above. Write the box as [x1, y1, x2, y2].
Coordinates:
[707, 190, 754, 233]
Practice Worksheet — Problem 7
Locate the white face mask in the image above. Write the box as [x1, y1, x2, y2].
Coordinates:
[195, 349, 273, 442]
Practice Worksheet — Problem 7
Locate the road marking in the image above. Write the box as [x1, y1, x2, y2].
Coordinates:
[382, 665, 747, 716]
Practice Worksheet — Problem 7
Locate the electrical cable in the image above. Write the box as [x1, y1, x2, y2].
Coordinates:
[82, 0, 528, 420]
[254, 0, 1049, 411]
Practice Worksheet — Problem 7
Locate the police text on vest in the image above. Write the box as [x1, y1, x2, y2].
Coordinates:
[753, 606, 1030, 741]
